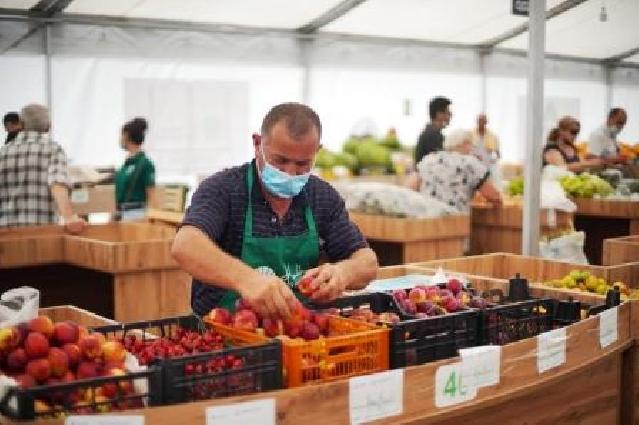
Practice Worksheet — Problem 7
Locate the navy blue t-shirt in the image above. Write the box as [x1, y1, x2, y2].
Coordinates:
[183, 161, 368, 315]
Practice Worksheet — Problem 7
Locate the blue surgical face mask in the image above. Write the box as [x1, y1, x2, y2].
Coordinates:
[258, 147, 311, 198]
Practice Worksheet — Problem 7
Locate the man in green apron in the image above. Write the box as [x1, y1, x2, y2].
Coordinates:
[172, 103, 378, 319]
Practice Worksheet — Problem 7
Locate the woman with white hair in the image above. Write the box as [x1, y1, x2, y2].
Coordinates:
[406, 129, 502, 213]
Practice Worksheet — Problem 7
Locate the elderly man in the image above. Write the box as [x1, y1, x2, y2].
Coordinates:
[0, 104, 85, 233]
[172, 102, 378, 319]
[588, 108, 628, 160]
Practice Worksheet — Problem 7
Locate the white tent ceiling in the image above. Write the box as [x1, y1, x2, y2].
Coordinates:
[0, 0, 637, 65]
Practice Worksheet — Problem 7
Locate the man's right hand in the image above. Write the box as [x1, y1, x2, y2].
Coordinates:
[62, 215, 86, 235]
[238, 275, 298, 319]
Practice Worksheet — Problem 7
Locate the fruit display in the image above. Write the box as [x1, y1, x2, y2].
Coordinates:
[390, 279, 488, 317]
[542, 270, 630, 296]
[506, 176, 524, 196]
[559, 172, 614, 198]
[0, 315, 145, 418]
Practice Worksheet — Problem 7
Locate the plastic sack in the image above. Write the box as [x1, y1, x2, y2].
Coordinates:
[539, 231, 588, 264]
[333, 181, 458, 218]
[540, 180, 577, 212]
[542, 165, 575, 182]
[0, 287, 40, 329]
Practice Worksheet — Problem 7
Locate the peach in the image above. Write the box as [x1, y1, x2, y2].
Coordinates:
[392, 289, 407, 302]
[78, 335, 102, 360]
[207, 308, 232, 325]
[53, 321, 79, 345]
[77, 361, 99, 379]
[0, 327, 21, 352]
[14, 374, 36, 389]
[300, 322, 320, 340]
[48, 347, 69, 377]
[425, 287, 441, 303]
[378, 312, 400, 324]
[101, 341, 126, 364]
[24, 332, 50, 359]
[62, 343, 81, 369]
[26, 358, 51, 382]
[232, 309, 258, 332]
[311, 313, 330, 335]
[262, 318, 285, 338]
[416, 301, 434, 314]
[28, 316, 55, 339]
[456, 291, 471, 305]
[399, 299, 416, 315]
[298, 276, 317, 297]
[408, 287, 427, 304]
[7, 348, 28, 372]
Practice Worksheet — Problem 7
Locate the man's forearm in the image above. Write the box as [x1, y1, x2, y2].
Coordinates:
[172, 225, 260, 294]
[337, 248, 378, 290]
[50, 184, 75, 219]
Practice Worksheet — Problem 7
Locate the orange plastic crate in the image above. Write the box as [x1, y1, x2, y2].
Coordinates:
[205, 316, 389, 388]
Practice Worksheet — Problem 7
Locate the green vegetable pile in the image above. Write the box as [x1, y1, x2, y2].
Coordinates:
[559, 172, 614, 198]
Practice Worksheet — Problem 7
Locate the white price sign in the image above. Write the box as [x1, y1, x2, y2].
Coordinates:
[459, 345, 501, 388]
[599, 307, 618, 348]
[66, 416, 144, 425]
[434, 363, 478, 407]
[349, 369, 404, 425]
[206, 399, 275, 425]
[537, 327, 567, 374]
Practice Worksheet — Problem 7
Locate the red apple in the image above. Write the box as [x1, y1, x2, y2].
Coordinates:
[78, 335, 102, 360]
[442, 297, 460, 313]
[24, 332, 50, 359]
[62, 343, 81, 368]
[53, 321, 79, 345]
[262, 318, 285, 338]
[14, 374, 36, 389]
[408, 287, 427, 303]
[26, 358, 51, 382]
[300, 322, 320, 340]
[207, 308, 232, 325]
[28, 316, 55, 339]
[6, 348, 28, 372]
[312, 313, 330, 335]
[76, 361, 98, 379]
[48, 347, 69, 377]
[232, 310, 258, 332]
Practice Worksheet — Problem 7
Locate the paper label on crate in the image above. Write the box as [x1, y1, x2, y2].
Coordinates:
[206, 399, 275, 425]
[365, 274, 434, 291]
[599, 306, 618, 348]
[349, 369, 404, 425]
[66, 416, 144, 425]
[537, 327, 567, 374]
[435, 362, 478, 407]
[71, 188, 90, 203]
[459, 345, 501, 388]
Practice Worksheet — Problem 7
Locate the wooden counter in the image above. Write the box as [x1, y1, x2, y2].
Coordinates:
[10, 300, 632, 425]
[604, 235, 639, 266]
[349, 212, 470, 266]
[470, 202, 574, 255]
[0, 223, 191, 322]
[573, 198, 639, 264]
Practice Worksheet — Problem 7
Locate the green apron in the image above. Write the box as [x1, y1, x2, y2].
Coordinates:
[218, 164, 320, 310]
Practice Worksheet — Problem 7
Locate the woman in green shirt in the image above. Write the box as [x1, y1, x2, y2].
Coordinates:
[114, 117, 155, 220]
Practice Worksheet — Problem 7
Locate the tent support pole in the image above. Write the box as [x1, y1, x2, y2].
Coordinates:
[522, 0, 545, 256]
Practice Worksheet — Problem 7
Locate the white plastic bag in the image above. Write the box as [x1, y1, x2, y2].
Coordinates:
[540, 180, 577, 212]
[539, 231, 588, 264]
[0, 287, 40, 329]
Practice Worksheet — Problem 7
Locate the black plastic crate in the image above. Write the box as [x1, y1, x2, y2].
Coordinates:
[479, 298, 557, 345]
[93, 315, 282, 405]
[0, 368, 161, 420]
[310, 292, 480, 369]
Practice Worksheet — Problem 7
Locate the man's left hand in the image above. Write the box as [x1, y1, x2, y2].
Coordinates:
[302, 263, 348, 303]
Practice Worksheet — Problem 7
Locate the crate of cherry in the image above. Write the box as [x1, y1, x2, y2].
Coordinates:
[0, 315, 160, 420]
[93, 315, 282, 405]
[204, 301, 389, 388]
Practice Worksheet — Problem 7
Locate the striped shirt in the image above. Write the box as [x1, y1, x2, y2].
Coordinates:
[0, 131, 69, 227]
[184, 161, 368, 315]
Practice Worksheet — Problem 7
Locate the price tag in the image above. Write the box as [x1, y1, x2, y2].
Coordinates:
[537, 327, 566, 374]
[435, 363, 477, 407]
[459, 345, 501, 388]
[71, 188, 90, 204]
[349, 369, 403, 425]
[66, 416, 144, 425]
[206, 399, 275, 425]
[599, 307, 618, 348]
[365, 275, 435, 292]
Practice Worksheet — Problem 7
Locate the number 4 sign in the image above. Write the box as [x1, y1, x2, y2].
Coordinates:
[435, 363, 478, 407]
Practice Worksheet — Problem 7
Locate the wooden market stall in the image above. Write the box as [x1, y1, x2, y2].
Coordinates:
[604, 235, 639, 267]
[7, 298, 633, 425]
[470, 201, 574, 255]
[573, 198, 639, 265]
[0, 223, 191, 322]
[348, 212, 470, 266]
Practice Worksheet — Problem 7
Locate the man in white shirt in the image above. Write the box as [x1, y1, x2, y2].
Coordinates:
[587, 108, 627, 158]
[471, 113, 500, 167]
